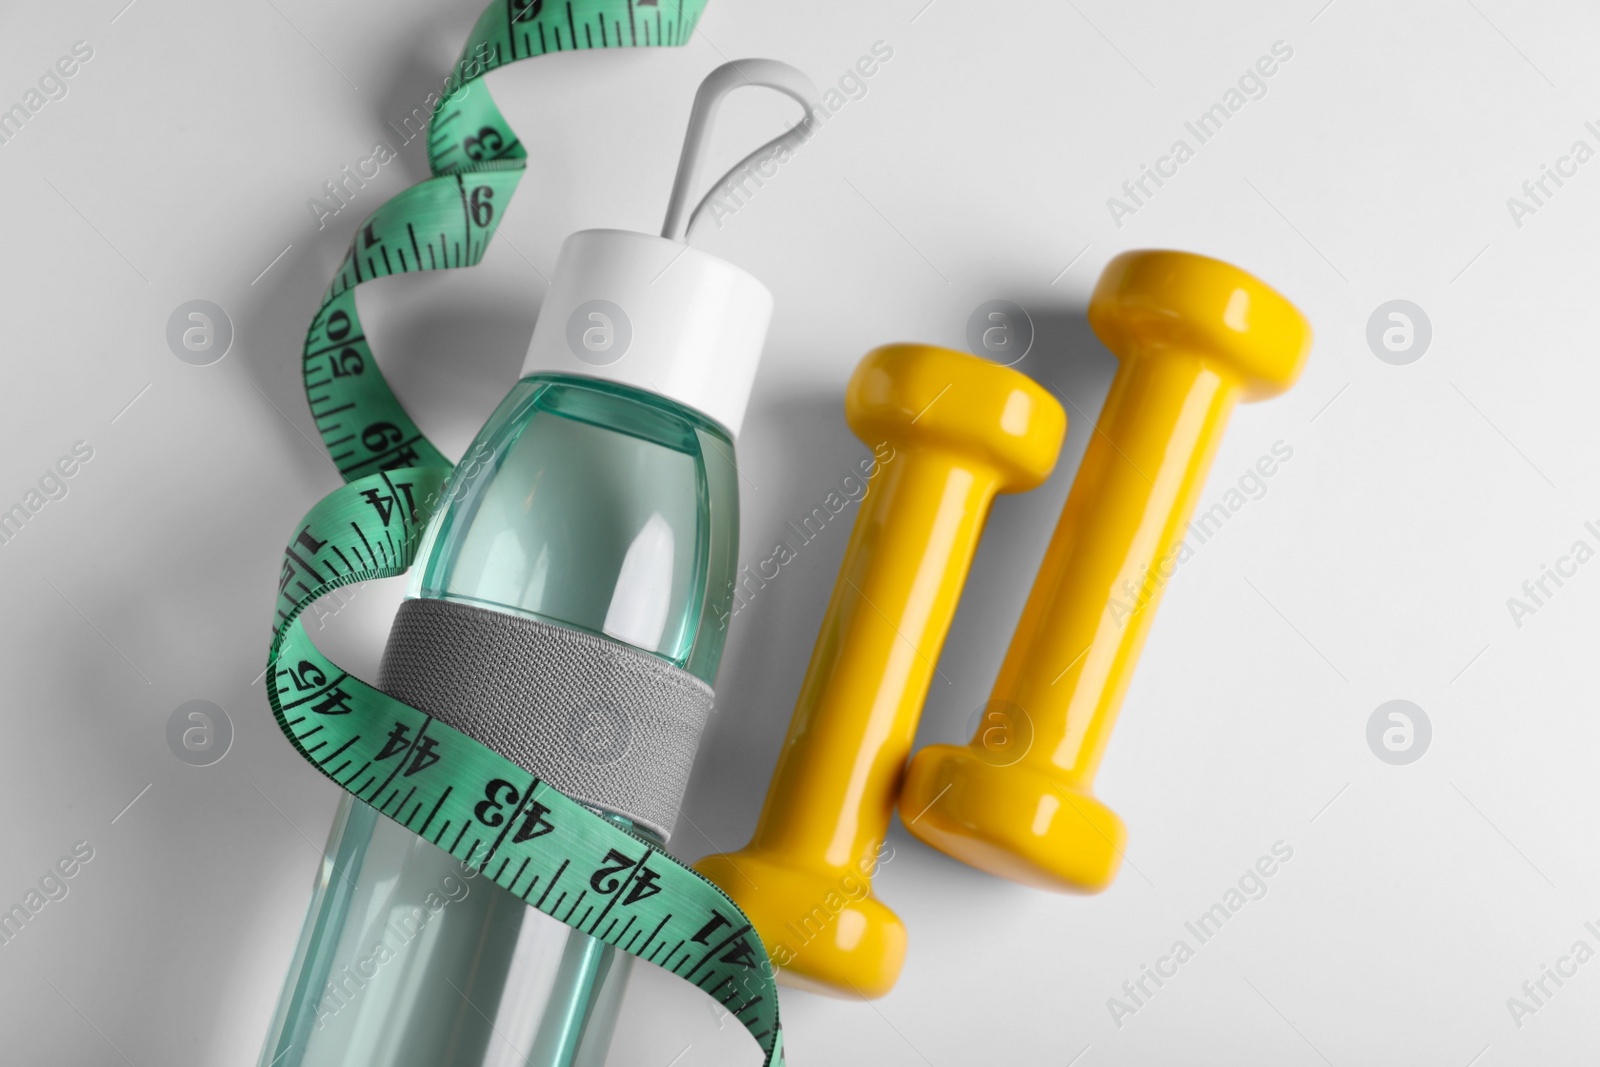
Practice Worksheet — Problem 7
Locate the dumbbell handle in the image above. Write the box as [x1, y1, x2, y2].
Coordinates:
[999, 351, 1236, 782]
[750, 450, 1001, 870]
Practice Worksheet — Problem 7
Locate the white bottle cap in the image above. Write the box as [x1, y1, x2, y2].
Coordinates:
[520, 229, 773, 437]
[519, 59, 820, 440]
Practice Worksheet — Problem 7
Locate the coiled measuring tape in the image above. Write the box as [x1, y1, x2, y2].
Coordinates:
[266, 3, 785, 1063]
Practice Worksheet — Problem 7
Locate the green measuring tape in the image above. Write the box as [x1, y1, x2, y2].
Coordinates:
[269, 2, 785, 1063]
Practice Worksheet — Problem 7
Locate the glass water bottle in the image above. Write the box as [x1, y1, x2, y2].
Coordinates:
[259, 53, 813, 1066]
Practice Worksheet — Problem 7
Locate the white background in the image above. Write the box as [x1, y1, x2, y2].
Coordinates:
[2, 0, 1598, 1064]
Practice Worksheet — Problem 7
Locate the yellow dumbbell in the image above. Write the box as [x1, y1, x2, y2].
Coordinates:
[899, 250, 1312, 892]
[696, 343, 1065, 998]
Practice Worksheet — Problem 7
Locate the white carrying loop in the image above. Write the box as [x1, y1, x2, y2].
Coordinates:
[660, 58, 821, 244]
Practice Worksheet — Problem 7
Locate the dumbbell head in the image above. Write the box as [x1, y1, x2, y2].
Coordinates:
[847, 343, 1062, 493]
[900, 748, 1128, 892]
[695, 850, 909, 999]
[1088, 250, 1311, 400]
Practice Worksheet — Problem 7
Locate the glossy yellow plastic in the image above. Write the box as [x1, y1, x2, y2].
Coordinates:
[696, 343, 1066, 998]
[899, 250, 1312, 893]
